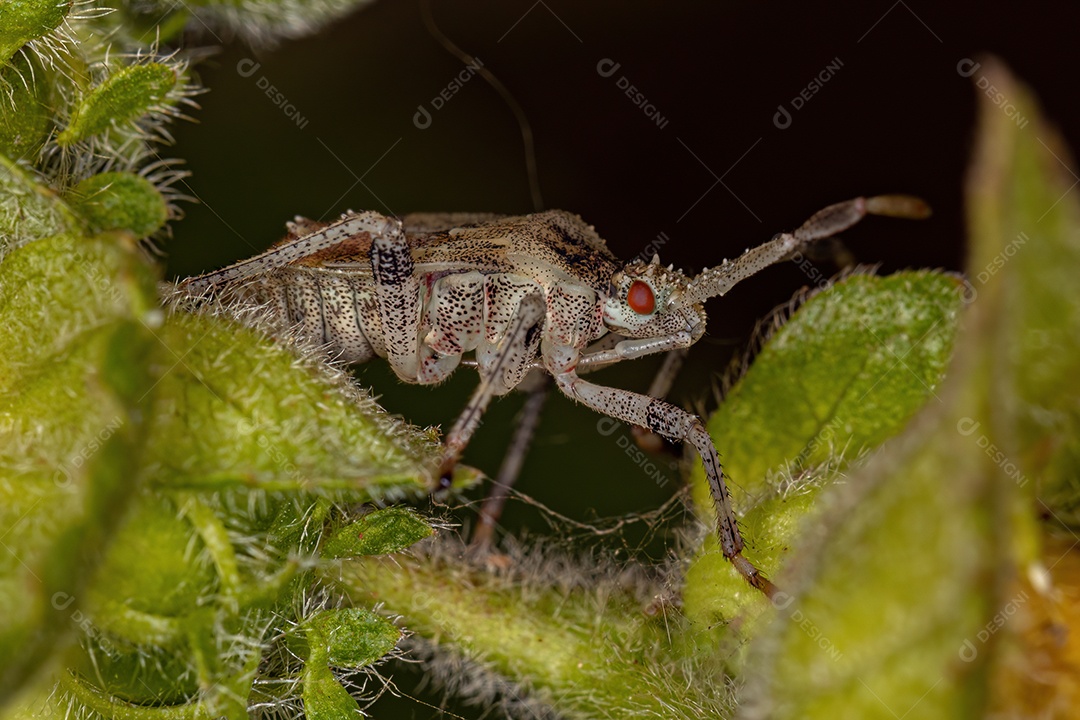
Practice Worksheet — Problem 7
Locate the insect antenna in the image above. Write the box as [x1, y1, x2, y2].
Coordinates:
[683, 194, 930, 305]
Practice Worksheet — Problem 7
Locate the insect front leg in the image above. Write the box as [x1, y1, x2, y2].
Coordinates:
[632, 346, 690, 454]
[577, 335, 693, 452]
[547, 346, 777, 597]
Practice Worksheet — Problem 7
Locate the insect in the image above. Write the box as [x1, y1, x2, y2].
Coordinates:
[178, 195, 929, 597]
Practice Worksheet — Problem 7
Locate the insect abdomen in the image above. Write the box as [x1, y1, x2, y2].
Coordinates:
[263, 268, 386, 364]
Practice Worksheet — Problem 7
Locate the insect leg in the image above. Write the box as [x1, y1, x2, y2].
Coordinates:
[631, 347, 690, 453]
[581, 333, 623, 355]
[551, 363, 777, 597]
[179, 211, 399, 295]
[370, 217, 422, 382]
[642, 346, 689, 402]
[416, 271, 487, 384]
[436, 292, 546, 486]
[470, 374, 550, 550]
[576, 337, 691, 452]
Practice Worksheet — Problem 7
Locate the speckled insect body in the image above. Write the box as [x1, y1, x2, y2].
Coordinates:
[179, 196, 929, 596]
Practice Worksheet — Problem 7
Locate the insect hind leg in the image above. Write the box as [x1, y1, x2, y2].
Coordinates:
[180, 210, 399, 295]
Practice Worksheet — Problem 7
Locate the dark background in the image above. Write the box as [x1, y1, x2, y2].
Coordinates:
[166, 2, 1077, 715]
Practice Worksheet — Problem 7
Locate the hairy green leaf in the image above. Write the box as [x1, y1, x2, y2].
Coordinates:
[67, 171, 169, 238]
[140, 308, 442, 496]
[738, 58, 1068, 720]
[0, 156, 74, 259]
[303, 607, 401, 669]
[0, 55, 54, 159]
[332, 549, 724, 719]
[57, 63, 178, 147]
[962, 59, 1080, 524]
[0, 231, 158, 696]
[303, 662, 362, 719]
[323, 507, 434, 558]
[683, 271, 963, 627]
[0, 0, 71, 65]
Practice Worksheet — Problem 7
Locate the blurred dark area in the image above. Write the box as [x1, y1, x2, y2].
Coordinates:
[165, 2, 1077, 715]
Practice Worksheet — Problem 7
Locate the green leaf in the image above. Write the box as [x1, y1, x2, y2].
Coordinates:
[43, 625, 261, 720]
[57, 63, 179, 147]
[0, 231, 158, 696]
[683, 270, 963, 627]
[330, 548, 730, 719]
[303, 607, 401, 668]
[0, 0, 71, 65]
[140, 309, 444, 496]
[0, 155, 74, 259]
[67, 171, 169, 238]
[962, 59, 1080, 524]
[323, 506, 434, 558]
[738, 58, 1068, 720]
[0, 195, 442, 714]
[303, 662, 362, 719]
[83, 495, 214, 647]
[0, 54, 54, 159]
[299, 608, 387, 718]
[707, 271, 962, 496]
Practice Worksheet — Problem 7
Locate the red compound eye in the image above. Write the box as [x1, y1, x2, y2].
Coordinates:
[627, 280, 655, 315]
